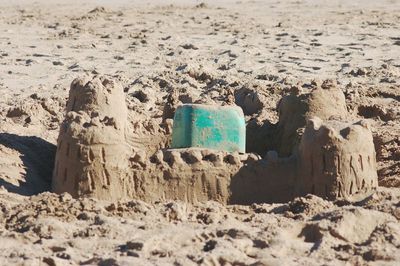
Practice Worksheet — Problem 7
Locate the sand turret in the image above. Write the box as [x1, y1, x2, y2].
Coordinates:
[297, 118, 378, 199]
[52, 76, 131, 200]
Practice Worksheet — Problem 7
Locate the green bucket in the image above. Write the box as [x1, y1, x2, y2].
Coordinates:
[171, 104, 246, 153]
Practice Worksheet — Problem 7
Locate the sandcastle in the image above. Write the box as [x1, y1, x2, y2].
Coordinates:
[52, 76, 378, 204]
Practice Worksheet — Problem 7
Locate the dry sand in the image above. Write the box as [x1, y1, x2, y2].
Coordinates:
[0, 0, 399, 265]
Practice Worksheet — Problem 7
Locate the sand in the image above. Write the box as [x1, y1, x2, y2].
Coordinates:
[0, 0, 399, 265]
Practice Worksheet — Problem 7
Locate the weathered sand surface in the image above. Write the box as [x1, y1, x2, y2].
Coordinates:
[0, 0, 399, 265]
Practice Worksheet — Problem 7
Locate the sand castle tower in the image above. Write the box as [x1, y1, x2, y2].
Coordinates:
[52, 76, 131, 200]
[274, 80, 348, 156]
[296, 118, 378, 200]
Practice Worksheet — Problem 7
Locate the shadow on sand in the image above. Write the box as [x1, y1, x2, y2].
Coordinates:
[0, 133, 56, 196]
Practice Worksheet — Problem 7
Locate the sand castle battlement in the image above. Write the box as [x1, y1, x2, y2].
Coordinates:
[52, 76, 378, 204]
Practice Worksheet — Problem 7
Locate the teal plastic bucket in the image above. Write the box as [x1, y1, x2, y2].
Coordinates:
[171, 104, 246, 153]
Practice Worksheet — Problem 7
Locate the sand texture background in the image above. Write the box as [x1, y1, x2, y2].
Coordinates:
[0, 0, 399, 265]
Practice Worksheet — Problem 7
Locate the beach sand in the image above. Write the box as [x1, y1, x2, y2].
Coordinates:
[0, 0, 399, 265]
